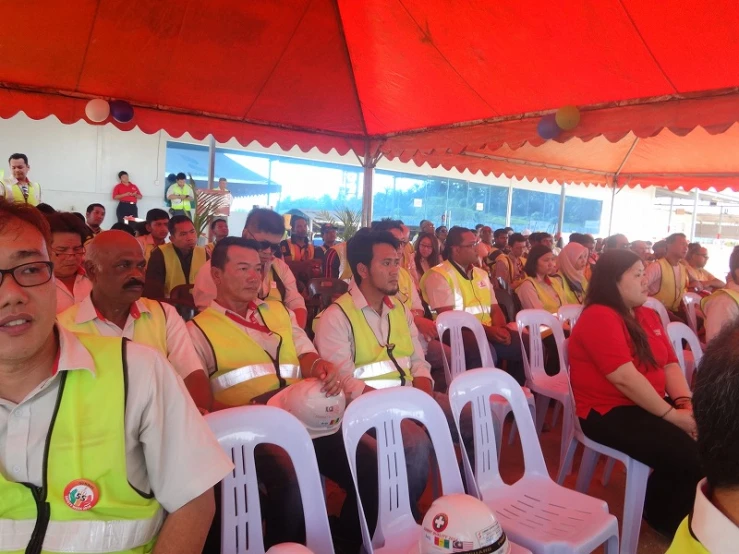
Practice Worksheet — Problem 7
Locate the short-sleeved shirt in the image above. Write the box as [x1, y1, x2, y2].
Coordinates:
[568, 304, 678, 418]
[112, 182, 142, 203]
[55, 272, 93, 314]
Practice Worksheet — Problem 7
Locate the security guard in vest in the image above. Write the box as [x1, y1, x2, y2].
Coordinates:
[0, 199, 232, 554]
[420, 226, 524, 382]
[280, 215, 315, 261]
[1, 153, 42, 206]
[58, 230, 214, 412]
[166, 172, 194, 217]
[645, 232, 691, 319]
[187, 237, 379, 551]
[143, 215, 207, 299]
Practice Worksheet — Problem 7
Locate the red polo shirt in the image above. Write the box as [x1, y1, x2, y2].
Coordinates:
[112, 182, 141, 203]
[568, 304, 678, 418]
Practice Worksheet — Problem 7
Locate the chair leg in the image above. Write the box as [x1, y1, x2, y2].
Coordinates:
[605, 533, 620, 554]
[620, 459, 650, 554]
[534, 394, 550, 435]
[575, 447, 599, 494]
[555, 435, 577, 485]
[602, 457, 616, 487]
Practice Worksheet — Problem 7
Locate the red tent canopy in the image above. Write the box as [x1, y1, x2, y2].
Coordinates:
[2, 0, 739, 188]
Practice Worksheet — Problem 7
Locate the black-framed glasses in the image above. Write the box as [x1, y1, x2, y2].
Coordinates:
[0, 262, 54, 288]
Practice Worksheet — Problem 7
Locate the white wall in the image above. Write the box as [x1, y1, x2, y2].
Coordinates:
[0, 112, 657, 239]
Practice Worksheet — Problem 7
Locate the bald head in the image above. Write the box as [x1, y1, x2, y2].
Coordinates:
[630, 240, 651, 262]
[86, 230, 141, 266]
[85, 230, 146, 304]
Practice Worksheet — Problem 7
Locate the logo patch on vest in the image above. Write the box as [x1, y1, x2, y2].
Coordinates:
[64, 479, 99, 511]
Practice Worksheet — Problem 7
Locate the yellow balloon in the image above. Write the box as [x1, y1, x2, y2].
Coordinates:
[555, 105, 580, 131]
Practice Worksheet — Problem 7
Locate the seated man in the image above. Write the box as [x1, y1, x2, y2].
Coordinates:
[686, 242, 725, 292]
[0, 199, 232, 553]
[645, 233, 690, 320]
[701, 245, 739, 343]
[194, 208, 307, 327]
[45, 211, 93, 313]
[137, 208, 169, 263]
[58, 230, 213, 412]
[422, 226, 525, 383]
[143, 215, 207, 299]
[668, 320, 739, 552]
[494, 232, 527, 290]
[280, 215, 315, 261]
[323, 240, 352, 280]
[187, 237, 385, 550]
[205, 217, 229, 257]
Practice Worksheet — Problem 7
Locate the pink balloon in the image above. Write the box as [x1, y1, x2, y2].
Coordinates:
[85, 99, 110, 123]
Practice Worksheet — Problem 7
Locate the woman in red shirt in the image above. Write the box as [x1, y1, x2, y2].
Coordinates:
[112, 171, 143, 222]
[569, 249, 701, 537]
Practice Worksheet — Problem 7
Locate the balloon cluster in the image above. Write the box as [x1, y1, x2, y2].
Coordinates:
[537, 105, 580, 140]
[84, 98, 135, 123]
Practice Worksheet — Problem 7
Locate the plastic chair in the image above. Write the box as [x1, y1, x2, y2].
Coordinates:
[435, 310, 536, 459]
[667, 321, 704, 386]
[340, 387, 465, 554]
[307, 278, 348, 310]
[643, 297, 671, 331]
[206, 406, 334, 554]
[557, 304, 583, 329]
[681, 292, 703, 335]
[450, 368, 619, 554]
[494, 287, 517, 323]
[555, 343, 650, 554]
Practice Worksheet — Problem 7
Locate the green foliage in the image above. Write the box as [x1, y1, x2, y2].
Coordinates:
[316, 208, 362, 241]
[190, 174, 228, 239]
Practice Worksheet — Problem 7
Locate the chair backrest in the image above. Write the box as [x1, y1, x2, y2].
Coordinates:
[667, 321, 704, 386]
[341, 387, 464, 551]
[169, 283, 195, 305]
[435, 311, 495, 385]
[307, 278, 348, 310]
[643, 297, 671, 331]
[515, 309, 567, 382]
[682, 292, 702, 335]
[494, 287, 517, 322]
[206, 406, 334, 554]
[557, 304, 583, 329]
[449, 368, 549, 501]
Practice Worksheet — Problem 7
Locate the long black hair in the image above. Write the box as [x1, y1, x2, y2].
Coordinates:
[414, 231, 440, 276]
[585, 249, 656, 367]
[523, 244, 553, 278]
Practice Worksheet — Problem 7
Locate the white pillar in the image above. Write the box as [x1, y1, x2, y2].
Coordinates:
[207, 136, 216, 189]
[505, 178, 513, 227]
[557, 183, 566, 235]
[361, 141, 374, 228]
[690, 188, 700, 241]
[607, 179, 618, 235]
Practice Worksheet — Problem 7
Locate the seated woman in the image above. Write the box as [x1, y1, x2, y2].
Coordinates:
[557, 242, 589, 304]
[569, 249, 701, 537]
[515, 244, 566, 312]
[413, 231, 441, 288]
[702, 245, 739, 343]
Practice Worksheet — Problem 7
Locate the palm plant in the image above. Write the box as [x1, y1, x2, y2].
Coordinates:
[189, 174, 229, 239]
[317, 207, 361, 241]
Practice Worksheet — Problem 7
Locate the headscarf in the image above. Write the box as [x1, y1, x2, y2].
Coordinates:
[558, 242, 588, 292]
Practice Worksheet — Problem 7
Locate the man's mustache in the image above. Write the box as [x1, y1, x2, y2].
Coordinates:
[124, 279, 145, 289]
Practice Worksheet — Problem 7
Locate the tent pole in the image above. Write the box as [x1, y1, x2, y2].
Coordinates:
[207, 136, 216, 190]
[505, 178, 513, 227]
[557, 183, 566, 236]
[667, 196, 674, 233]
[361, 140, 375, 228]
[607, 178, 618, 235]
[690, 189, 700, 241]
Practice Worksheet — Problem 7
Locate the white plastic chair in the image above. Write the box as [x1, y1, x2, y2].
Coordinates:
[643, 297, 671, 331]
[449, 368, 619, 554]
[557, 304, 583, 330]
[340, 387, 464, 554]
[681, 292, 703, 335]
[436, 310, 536, 459]
[555, 342, 650, 554]
[206, 406, 334, 554]
[667, 321, 704, 386]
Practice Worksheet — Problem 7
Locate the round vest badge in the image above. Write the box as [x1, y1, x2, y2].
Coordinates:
[63, 479, 99, 511]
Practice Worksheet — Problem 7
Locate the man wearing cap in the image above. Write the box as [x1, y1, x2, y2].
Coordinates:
[188, 237, 388, 551]
[0, 199, 232, 553]
[58, 230, 214, 412]
[315, 222, 339, 272]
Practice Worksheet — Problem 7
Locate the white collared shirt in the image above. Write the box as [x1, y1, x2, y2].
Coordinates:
[689, 478, 739, 553]
[187, 299, 316, 376]
[54, 273, 93, 314]
[0, 326, 233, 512]
[66, 294, 204, 380]
[314, 281, 432, 399]
[704, 280, 739, 343]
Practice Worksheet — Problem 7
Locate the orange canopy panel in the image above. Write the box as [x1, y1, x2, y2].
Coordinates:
[1, 0, 739, 186]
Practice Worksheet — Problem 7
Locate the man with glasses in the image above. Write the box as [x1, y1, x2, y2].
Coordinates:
[421, 226, 525, 382]
[45, 212, 93, 313]
[193, 208, 307, 327]
[686, 242, 725, 292]
[0, 199, 232, 554]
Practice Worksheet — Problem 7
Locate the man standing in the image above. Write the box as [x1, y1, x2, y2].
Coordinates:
[494, 232, 527, 290]
[85, 203, 106, 235]
[0, 199, 232, 553]
[45, 212, 93, 313]
[112, 170, 142, 222]
[214, 177, 232, 219]
[1, 153, 41, 205]
[143, 215, 207, 299]
[421, 226, 525, 382]
[205, 218, 229, 257]
[280, 215, 314, 261]
[58, 230, 214, 412]
[646, 232, 690, 317]
[167, 172, 195, 218]
[137, 208, 170, 263]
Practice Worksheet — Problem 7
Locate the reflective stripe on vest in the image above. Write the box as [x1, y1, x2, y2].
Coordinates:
[353, 357, 411, 381]
[160, 243, 206, 297]
[654, 258, 688, 312]
[211, 363, 301, 394]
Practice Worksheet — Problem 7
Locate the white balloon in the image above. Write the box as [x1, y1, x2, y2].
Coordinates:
[85, 99, 110, 123]
[266, 544, 314, 554]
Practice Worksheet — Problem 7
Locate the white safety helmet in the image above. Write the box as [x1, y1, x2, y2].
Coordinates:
[268, 378, 345, 439]
[266, 543, 314, 554]
[411, 494, 510, 554]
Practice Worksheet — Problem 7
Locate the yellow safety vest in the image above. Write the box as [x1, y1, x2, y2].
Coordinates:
[700, 287, 739, 313]
[332, 242, 352, 280]
[516, 276, 566, 314]
[665, 516, 709, 554]
[190, 301, 301, 406]
[159, 243, 206, 297]
[334, 293, 414, 389]
[653, 258, 689, 312]
[558, 272, 588, 305]
[6, 181, 41, 206]
[168, 184, 192, 211]
[421, 260, 493, 325]
[0, 335, 163, 554]
[57, 298, 168, 356]
[287, 239, 314, 261]
[396, 267, 415, 311]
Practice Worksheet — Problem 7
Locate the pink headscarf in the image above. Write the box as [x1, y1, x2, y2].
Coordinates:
[559, 242, 588, 292]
